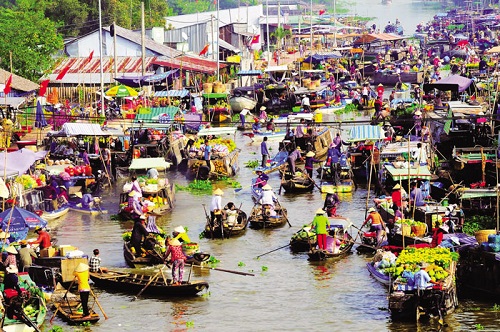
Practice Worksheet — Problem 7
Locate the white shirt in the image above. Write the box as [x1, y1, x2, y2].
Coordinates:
[210, 195, 222, 212]
[301, 97, 310, 106]
[259, 190, 276, 207]
[413, 147, 428, 164]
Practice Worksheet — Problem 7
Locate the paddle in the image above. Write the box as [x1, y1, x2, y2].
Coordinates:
[234, 179, 265, 193]
[303, 171, 322, 191]
[133, 268, 163, 300]
[275, 196, 291, 227]
[255, 243, 291, 258]
[188, 264, 255, 276]
[202, 204, 213, 240]
[90, 288, 108, 319]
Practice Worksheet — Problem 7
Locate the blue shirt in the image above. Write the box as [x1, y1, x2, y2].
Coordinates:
[328, 147, 342, 163]
[411, 187, 425, 206]
[204, 145, 212, 161]
[261, 141, 269, 156]
[414, 269, 432, 289]
[288, 149, 301, 161]
[82, 194, 93, 209]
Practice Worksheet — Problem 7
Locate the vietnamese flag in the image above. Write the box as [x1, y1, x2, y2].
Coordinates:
[3, 74, 12, 94]
[87, 50, 94, 63]
[199, 44, 210, 56]
[39, 80, 50, 97]
[251, 35, 260, 44]
[319, 9, 326, 15]
[56, 65, 71, 80]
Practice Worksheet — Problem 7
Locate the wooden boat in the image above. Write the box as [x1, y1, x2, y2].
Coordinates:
[389, 261, 458, 321]
[280, 171, 315, 193]
[53, 298, 100, 325]
[203, 209, 248, 239]
[41, 205, 70, 220]
[257, 150, 289, 174]
[242, 130, 287, 143]
[248, 202, 288, 229]
[290, 217, 351, 252]
[68, 201, 107, 215]
[320, 179, 355, 193]
[307, 232, 354, 261]
[366, 261, 391, 286]
[123, 241, 211, 268]
[90, 270, 209, 297]
[0, 273, 47, 332]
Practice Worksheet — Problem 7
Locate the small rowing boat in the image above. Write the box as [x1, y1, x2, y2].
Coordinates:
[203, 208, 248, 239]
[290, 217, 351, 252]
[307, 231, 354, 261]
[68, 201, 107, 215]
[248, 202, 288, 229]
[41, 205, 70, 220]
[90, 270, 209, 297]
[53, 299, 100, 325]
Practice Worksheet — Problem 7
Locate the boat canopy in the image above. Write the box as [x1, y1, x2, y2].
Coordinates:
[134, 106, 179, 128]
[129, 157, 172, 170]
[423, 75, 474, 93]
[0, 148, 47, 176]
[197, 127, 237, 136]
[153, 89, 190, 98]
[385, 164, 432, 181]
[348, 125, 385, 142]
[49, 123, 115, 137]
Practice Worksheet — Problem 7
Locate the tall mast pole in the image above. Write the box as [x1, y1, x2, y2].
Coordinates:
[98, 0, 104, 116]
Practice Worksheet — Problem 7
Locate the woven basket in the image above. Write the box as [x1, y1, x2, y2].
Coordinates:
[476, 230, 497, 244]
[401, 224, 411, 237]
[412, 224, 427, 237]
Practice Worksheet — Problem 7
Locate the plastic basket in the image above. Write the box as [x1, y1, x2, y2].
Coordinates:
[475, 230, 497, 244]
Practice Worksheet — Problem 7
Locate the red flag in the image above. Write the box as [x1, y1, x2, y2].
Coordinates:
[251, 35, 260, 44]
[199, 44, 210, 56]
[39, 80, 50, 97]
[319, 9, 326, 15]
[87, 50, 94, 63]
[56, 65, 70, 80]
[3, 74, 12, 94]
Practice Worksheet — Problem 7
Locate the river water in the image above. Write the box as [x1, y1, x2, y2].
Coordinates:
[46, 127, 500, 331]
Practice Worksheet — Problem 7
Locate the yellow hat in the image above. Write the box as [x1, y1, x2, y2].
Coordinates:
[5, 246, 17, 255]
[169, 238, 182, 246]
[260, 106, 267, 111]
[6, 265, 18, 274]
[128, 190, 137, 197]
[213, 188, 224, 196]
[262, 184, 272, 190]
[75, 192, 83, 198]
[306, 151, 315, 157]
[324, 187, 335, 194]
[74, 263, 89, 273]
[174, 226, 185, 234]
[368, 207, 376, 213]
[393, 184, 401, 190]
[315, 208, 326, 215]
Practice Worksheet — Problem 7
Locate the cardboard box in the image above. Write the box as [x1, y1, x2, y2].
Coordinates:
[59, 245, 77, 256]
[39, 247, 56, 258]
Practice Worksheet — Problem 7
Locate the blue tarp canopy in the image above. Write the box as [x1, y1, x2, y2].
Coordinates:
[237, 70, 262, 76]
[153, 89, 190, 98]
[0, 206, 48, 241]
[348, 125, 385, 142]
[302, 53, 341, 64]
[115, 69, 179, 88]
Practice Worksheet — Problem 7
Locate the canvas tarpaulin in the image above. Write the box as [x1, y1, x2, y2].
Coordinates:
[0, 148, 47, 176]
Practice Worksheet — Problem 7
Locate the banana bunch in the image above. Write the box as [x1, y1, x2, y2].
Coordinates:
[213, 160, 228, 175]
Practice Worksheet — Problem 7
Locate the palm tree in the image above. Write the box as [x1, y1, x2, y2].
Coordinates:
[270, 27, 292, 50]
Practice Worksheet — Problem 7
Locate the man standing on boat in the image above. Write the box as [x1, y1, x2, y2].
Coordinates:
[203, 140, 212, 169]
[287, 146, 303, 176]
[312, 209, 330, 250]
[261, 136, 270, 167]
[259, 184, 277, 216]
[240, 108, 249, 127]
[210, 188, 224, 226]
[301, 95, 311, 112]
[29, 226, 52, 250]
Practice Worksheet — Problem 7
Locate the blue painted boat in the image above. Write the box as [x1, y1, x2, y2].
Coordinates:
[41, 205, 70, 220]
[68, 201, 107, 215]
[251, 178, 262, 203]
[254, 150, 289, 174]
[366, 262, 391, 286]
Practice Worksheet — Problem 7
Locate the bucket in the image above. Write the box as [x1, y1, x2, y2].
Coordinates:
[475, 230, 497, 244]
[441, 198, 449, 207]
[401, 224, 411, 237]
[314, 112, 322, 123]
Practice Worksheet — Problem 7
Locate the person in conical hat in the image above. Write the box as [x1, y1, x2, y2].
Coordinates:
[312, 207, 330, 250]
[323, 188, 340, 217]
[4, 264, 21, 294]
[210, 188, 224, 227]
[164, 236, 186, 286]
[173, 225, 191, 244]
[73, 262, 92, 319]
[362, 207, 386, 245]
[4, 246, 18, 269]
[304, 150, 320, 178]
[391, 183, 404, 210]
[259, 183, 277, 214]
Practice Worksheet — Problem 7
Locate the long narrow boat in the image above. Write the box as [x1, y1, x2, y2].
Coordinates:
[280, 172, 315, 193]
[307, 232, 354, 261]
[203, 209, 248, 239]
[290, 217, 351, 252]
[68, 201, 107, 215]
[53, 299, 100, 325]
[256, 150, 289, 174]
[41, 205, 70, 220]
[90, 270, 209, 297]
[366, 261, 391, 286]
[248, 202, 288, 229]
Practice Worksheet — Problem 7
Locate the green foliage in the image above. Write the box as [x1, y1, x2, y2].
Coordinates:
[48, 326, 64, 332]
[462, 215, 496, 236]
[0, 1, 64, 81]
[261, 265, 268, 271]
[175, 180, 213, 194]
[475, 324, 484, 330]
[238, 261, 246, 267]
[186, 321, 194, 328]
[207, 255, 220, 268]
[492, 304, 500, 311]
[244, 160, 260, 168]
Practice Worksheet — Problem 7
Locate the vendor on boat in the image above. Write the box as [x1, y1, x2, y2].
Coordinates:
[304, 151, 320, 178]
[147, 168, 159, 179]
[240, 108, 250, 127]
[76, 191, 94, 209]
[210, 188, 224, 226]
[410, 181, 425, 207]
[3, 264, 21, 294]
[74, 263, 92, 320]
[254, 167, 269, 188]
[127, 190, 144, 219]
[131, 215, 149, 255]
[287, 146, 303, 176]
[362, 207, 386, 245]
[172, 226, 191, 244]
[323, 188, 340, 217]
[414, 263, 440, 290]
[391, 184, 405, 210]
[327, 143, 342, 180]
[259, 184, 277, 215]
[29, 226, 52, 250]
[431, 223, 449, 248]
[311, 208, 330, 251]
[130, 175, 142, 198]
[224, 202, 238, 226]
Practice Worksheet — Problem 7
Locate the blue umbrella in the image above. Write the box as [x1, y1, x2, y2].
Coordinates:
[35, 100, 47, 128]
[0, 206, 47, 241]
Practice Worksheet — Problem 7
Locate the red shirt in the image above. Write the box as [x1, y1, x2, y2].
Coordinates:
[32, 231, 51, 249]
[165, 245, 185, 262]
[392, 190, 402, 208]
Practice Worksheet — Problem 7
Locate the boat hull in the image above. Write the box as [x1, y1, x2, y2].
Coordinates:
[204, 210, 248, 239]
[41, 206, 70, 220]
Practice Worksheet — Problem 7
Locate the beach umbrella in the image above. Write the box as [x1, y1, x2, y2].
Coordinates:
[105, 84, 138, 97]
[35, 100, 47, 128]
[0, 206, 48, 241]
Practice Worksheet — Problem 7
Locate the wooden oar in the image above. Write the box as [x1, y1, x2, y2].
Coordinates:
[275, 197, 291, 227]
[133, 269, 162, 300]
[255, 243, 291, 258]
[234, 179, 265, 193]
[303, 171, 322, 191]
[89, 288, 108, 319]
[189, 264, 255, 276]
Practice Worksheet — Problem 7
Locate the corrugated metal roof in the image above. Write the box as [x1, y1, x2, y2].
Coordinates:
[237, 70, 262, 76]
[154, 90, 190, 97]
[112, 25, 182, 57]
[348, 125, 385, 142]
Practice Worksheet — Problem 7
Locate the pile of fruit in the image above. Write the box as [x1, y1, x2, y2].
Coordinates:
[15, 174, 44, 189]
[193, 138, 237, 153]
[381, 247, 459, 282]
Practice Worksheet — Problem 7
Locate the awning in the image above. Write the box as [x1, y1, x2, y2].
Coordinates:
[51, 123, 110, 136]
[265, 65, 290, 72]
[385, 164, 433, 181]
[302, 53, 341, 64]
[0, 148, 47, 176]
[218, 38, 240, 53]
[115, 69, 180, 88]
[153, 89, 190, 98]
[237, 70, 262, 76]
[134, 106, 179, 128]
[129, 157, 171, 170]
[197, 127, 237, 136]
[348, 125, 385, 142]
[460, 188, 497, 199]
[153, 58, 217, 74]
[423, 75, 474, 93]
